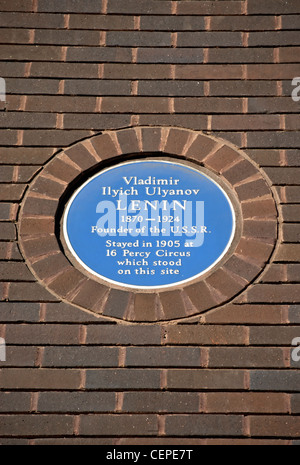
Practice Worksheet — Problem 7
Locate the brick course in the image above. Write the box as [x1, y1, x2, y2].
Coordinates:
[0, 0, 299, 445]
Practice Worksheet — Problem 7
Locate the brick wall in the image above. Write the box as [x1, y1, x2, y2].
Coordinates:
[0, 0, 300, 445]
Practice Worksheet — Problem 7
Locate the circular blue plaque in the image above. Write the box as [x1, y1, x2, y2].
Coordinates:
[63, 160, 236, 289]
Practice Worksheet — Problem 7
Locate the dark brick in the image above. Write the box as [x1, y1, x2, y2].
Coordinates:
[264, 168, 300, 185]
[212, 114, 280, 130]
[251, 370, 300, 392]
[64, 79, 131, 96]
[0, 346, 37, 367]
[107, 0, 172, 14]
[101, 96, 169, 114]
[176, 1, 243, 15]
[125, 347, 201, 367]
[0, 147, 55, 165]
[0, 45, 62, 62]
[281, 205, 300, 223]
[174, 97, 242, 113]
[0, 12, 64, 28]
[106, 31, 172, 47]
[209, 80, 277, 96]
[208, 347, 286, 368]
[221, 159, 258, 184]
[0, 223, 16, 240]
[85, 369, 161, 390]
[0, 203, 11, 221]
[103, 63, 172, 80]
[86, 325, 161, 345]
[247, 64, 300, 80]
[35, 29, 100, 46]
[38, 0, 103, 13]
[30, 62, 99, 79]
[0, 414, 74, 436]
[275, 244, 300, 262]
[0, 392, 31, 412]
[122, 392, 199, 413]
[248, 132, 300, 149]
[249, 31, 300, 46]
[282, 224, 300, 243]
[249, 326, 300, 345]
[141, 15, 205, 31]
[177, 32, 242, 47]
[281, 15, 300, 29]
[8, 282, 59, 302]
[79, 414, 158, 436]
[165, 414, 243, 436]
[248, 0, 300, 14]
[38, 392, 116, 413]
[63, 114, 132, 130]
[132, 293, 157, 322]
[235, 178, 271, 201]
[208, 48, 273, 64]
[0, 0, 33, 12]
[43, 347, 119, 367]
[67, 47, 132, 63]
[137, 48, 203, 64]
[246, 284, 300, 303]
[70, 280, 108, 313]
[22, 130, 90, 147]
[0, 302, 40, 322]
[210, 15, 276, 31]
[103, 289, 131, 319]
[69, 14, 134, 30]
[5, 323, 80, 345]
[138, 80, 204, 97]
[0, 262, 34, 281]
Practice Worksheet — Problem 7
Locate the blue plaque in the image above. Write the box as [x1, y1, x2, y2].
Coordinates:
[63, 160, 236, 289]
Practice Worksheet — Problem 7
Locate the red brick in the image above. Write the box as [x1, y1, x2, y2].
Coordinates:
[0, 368, 81, 389]
[235, 237, 274, 266]
[165, 325, 248, 345]
[249, 416, 300, 437]
[274, 244, 300, 263]
[175, 64, 243, 80]
[167, 369, 245, 390]
[205, 392, 289, 413]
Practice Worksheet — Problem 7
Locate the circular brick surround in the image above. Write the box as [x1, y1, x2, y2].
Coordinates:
[18, 127, 278, 322]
